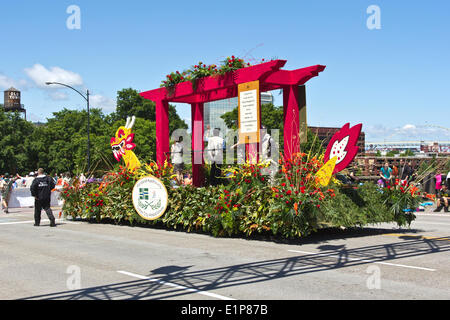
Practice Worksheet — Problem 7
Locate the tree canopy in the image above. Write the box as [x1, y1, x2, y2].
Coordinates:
[0, 87, 187, 176]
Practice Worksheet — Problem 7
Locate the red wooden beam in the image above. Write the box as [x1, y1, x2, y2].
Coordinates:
[263, 65, 326, 86]
[139, 60, 286, 102]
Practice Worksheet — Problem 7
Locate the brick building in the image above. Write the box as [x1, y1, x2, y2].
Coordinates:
[309, 126, 366, 154]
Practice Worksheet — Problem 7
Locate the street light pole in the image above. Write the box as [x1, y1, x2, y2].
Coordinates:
[45, 82, 91, 173]
[86, 89, 90, 173]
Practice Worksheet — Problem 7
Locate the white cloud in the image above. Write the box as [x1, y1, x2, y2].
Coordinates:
[365, 124, 450, 142]
[0, 74, 28, 90]
[24, 64, 83, 88]
[89, 94, 116, 112]
[0, 74, 15, 89]
[401, 124, 416, 130]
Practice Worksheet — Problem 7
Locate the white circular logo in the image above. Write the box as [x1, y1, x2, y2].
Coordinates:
[132, 176, 168, 221]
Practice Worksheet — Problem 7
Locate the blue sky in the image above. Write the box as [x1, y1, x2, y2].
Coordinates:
[1, 0, 449, 142]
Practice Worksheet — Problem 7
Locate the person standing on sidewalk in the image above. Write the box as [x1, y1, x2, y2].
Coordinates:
[1, 173, 12, 213]
[30, 168, 56, 227]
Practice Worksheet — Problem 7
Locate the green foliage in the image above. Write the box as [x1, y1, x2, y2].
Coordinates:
[110, 88, 187, 134]
[386, 150, 399, 157]
[160, 56, 252, 89]
[0, 110, 39, 174]
[62, 158, 420, 239]
[112, 88, 156, 121]
[0, 87, 187, 176]
[400, 149, 415, 157]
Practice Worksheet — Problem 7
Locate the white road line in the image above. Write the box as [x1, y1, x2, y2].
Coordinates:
[287, 250, 436, 272]
[117, 270, 236, 300]
[0, 219, 80, 225]
[412, 221, 450, 226]
[416, 213, 450, 217]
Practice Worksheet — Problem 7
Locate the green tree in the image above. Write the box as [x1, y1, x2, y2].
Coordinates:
[0, 110, 35, 174]
[386, 150, 400, 157]
[400, 149, 415, 157]
[34, 108, 112, 174]
[111, 88, 187, 134]
[0, 87, 188, 175]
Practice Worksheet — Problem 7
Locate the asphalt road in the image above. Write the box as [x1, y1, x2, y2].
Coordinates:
[0, 206, 449, 300]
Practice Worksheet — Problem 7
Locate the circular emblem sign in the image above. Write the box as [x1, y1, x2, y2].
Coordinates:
[132, 176, 168, 221]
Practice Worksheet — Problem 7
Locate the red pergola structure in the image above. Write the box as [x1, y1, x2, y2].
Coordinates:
[140, 60, 326, 187]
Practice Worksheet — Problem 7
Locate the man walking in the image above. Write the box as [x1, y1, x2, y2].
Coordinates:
[30, 168, 56, 227]
[1, 173, 12, 213]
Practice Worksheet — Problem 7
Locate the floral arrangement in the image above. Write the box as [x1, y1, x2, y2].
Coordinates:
[160, 56, 267, 91]
[61, 150, 425, 238]
[380, 178, 422, 226]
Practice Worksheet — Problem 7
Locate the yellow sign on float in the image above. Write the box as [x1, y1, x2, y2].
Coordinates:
[238, 80, 260, 144]
[315, 157, 337, 187]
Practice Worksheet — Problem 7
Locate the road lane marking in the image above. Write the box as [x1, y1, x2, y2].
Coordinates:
[412, 221, 450, 226]
[287, 250, 436, 272]
[0, 219, 80, 225]
[416, 213, 450, 217]
[117, 270, 236, 300]
[383, 233, 450, 242]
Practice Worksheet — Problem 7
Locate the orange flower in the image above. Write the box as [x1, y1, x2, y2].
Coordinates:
[410, 186, 419, 196]
[294, 202, 298, 215]
[425, 193, 436, 200]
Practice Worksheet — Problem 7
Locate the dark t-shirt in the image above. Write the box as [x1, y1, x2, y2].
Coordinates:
[30, 175, 55, 201]
[401, 164, 413, 180]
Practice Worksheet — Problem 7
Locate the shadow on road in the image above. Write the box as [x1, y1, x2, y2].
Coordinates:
[21, 236, 450, 300]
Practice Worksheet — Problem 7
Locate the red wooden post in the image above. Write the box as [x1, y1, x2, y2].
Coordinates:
[283, 85, 301, 159]
[247, 143, 258, 163]
[191, 102, 204, 187]
[156, 99, 170, 167]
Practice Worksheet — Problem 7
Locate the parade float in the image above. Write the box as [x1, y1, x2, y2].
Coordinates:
[61, 57, 425, 238]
